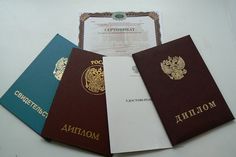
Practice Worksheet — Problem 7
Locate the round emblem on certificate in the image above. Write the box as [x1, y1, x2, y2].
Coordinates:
[160, 56, 187, 80]
[53, 57, 68, 81]
[112, 12, 127, 21]
[81, 64, 105, 95]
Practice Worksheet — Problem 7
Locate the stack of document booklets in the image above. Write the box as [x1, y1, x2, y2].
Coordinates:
[0, 11, 234, 157]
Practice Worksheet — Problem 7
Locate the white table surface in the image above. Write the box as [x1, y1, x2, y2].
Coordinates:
[0, 0, 235, 157]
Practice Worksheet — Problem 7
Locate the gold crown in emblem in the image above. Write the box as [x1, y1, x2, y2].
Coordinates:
[160, 56, 187, 80]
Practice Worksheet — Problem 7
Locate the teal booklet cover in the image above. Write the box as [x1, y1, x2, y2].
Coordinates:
[0, 34, 77, 134]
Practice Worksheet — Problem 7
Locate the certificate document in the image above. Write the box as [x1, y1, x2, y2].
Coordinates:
[103, 56, 172, 153]
[79, 12, 161, 56]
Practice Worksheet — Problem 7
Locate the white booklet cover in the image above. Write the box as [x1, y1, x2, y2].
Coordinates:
[103, 56, 172, 153]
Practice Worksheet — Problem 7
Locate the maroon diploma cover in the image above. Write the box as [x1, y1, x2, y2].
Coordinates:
[132, 35, 234, 145]
[42, 48, 111, 156]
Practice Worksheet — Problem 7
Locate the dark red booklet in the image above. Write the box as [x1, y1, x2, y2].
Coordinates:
[132, 35, 234, 145]
[42, 48, 111, 156]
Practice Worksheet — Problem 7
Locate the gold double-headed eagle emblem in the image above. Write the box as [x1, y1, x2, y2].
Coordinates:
[81, 60, 105, 95]
[160, 56, 187, 80]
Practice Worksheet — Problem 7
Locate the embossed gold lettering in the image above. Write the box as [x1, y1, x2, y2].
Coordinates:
[175, 100, 217, 124]
[202, 104, 209, 111]
[209, 101, 216, 108]
[181, 112, 189, 120]
[14, 90, 48, 119]
[93, 132, 100, 141]
[188, 109, 197, 117]
[61, 124, 68, 132]
[68, 125, 76, 133]
[91, 60, 102, 65]
[196, 106, 203, 114]
[175, 115, 183, 124]
[61, 124, 100, 141]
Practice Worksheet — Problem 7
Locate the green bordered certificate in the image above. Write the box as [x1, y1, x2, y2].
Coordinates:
[79, 11, 161, 56]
